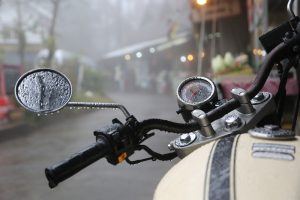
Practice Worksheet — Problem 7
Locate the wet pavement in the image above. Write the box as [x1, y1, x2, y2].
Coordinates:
[0, 92, 184, 200]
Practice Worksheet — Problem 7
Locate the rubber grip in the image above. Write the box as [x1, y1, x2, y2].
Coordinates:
[45, 138, 110, 188]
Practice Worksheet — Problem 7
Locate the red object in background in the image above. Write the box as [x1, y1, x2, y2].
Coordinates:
[0, 96, 13, 121]
[0, 64, 23, 121]
[220, 77, 299, 99]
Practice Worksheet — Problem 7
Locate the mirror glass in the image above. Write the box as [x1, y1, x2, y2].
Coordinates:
[15, 69, 72, 113]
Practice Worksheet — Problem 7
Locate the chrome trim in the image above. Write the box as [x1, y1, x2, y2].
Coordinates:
[252, 143, 295, 161]
[176, 76, 217, 110]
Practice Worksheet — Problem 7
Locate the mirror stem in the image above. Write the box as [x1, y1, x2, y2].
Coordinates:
[67, 102, 131, 118]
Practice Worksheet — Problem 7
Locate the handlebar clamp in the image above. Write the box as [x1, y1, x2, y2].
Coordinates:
[231, 88, 255, 114]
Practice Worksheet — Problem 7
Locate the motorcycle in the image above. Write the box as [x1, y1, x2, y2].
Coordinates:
[14, 0, 300, 199]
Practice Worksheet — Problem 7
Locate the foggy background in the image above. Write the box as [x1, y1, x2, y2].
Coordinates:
[0, 1, 192, 200]
[0, 0, 299, 200]
[0, 0, 191, 60]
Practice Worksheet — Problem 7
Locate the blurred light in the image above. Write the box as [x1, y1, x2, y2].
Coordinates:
[196, 0, 207, 6]
[124, 54, 131, 61]
[201, 51, 205, 58]
[136, 52, 143, 58]
[187, 54, 194, 61]
[180, 56, 187, 63]
[149, 47, 156, 53]
[215, 32, 222, 38]
[253, 48, 266, 57]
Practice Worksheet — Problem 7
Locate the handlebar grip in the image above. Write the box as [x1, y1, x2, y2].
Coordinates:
[45, 138, 111, 188]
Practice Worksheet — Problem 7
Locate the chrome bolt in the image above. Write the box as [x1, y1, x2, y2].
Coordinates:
[253, 92, 265, 101]
[225, 115, 242, 130]
[251, 92, 270, 105]
[180, 133, 191, 143]
[168, 143, 175, 151]
[175, 132, 197, 147]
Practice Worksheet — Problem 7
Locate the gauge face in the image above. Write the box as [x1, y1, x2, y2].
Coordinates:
[177, 77, 215, 106]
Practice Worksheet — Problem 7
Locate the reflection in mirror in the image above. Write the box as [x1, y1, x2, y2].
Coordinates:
[15, 69, 72, 113]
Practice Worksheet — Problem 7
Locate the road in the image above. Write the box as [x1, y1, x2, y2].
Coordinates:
[0, 92, 184, 200]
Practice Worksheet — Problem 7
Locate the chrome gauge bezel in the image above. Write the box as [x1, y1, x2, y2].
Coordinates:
[176, 76, 217, 110]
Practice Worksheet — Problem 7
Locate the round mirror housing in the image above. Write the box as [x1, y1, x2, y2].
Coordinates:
[15, 68, 72, 113]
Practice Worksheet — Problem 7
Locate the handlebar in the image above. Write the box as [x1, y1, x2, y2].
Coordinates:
[45, 29, 300, 189]
[137, 34, 300, 134]
[207, 42, 288, 122]
[45, 137, 111, 188]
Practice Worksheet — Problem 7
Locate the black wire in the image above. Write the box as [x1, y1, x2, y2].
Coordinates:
[275, 60, 294, 125]
[247, 42, 287, 99]
[292, 92, 300, 131]
[138, 119, 199, 135]
[125, 145, 177, 164]
[292, 62, 300, 131]
[137, 145, 177, 161]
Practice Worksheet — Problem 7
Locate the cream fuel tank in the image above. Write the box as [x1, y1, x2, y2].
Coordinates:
[154, 133, 300, 200]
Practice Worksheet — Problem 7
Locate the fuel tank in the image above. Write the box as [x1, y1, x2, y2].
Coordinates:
[154, 133, 300, 200]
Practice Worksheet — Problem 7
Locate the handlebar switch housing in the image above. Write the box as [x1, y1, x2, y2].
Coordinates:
[94, 116, 140, 165]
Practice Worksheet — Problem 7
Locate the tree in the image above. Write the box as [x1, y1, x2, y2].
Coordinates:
[15, 0, 26, 66]
[45, 0, 61, 67]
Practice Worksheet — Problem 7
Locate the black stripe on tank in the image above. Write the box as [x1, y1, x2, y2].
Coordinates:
[208, 135, 236, 200]
[203, 140, 218, 200]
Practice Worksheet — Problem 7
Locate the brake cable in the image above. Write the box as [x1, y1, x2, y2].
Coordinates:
[292, 58, 300, 131]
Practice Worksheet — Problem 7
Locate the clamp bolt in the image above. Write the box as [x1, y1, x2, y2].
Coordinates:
[253, 92, 265, 101]
[225, 115, 242, 130]
[180, 133, 191, 143]
[175, 132, 197, 147]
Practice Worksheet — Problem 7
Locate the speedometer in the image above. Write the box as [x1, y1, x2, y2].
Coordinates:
[177, 77, 217, 110]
